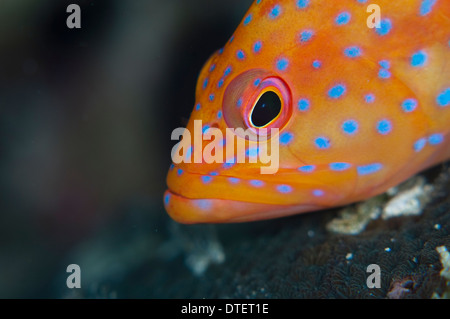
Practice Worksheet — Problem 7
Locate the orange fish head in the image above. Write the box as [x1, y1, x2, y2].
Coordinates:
[164, 0, 449, 223]
[164, 47, 360, 223]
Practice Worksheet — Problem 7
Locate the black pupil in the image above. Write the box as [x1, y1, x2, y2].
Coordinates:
[250, 91, 282, 127]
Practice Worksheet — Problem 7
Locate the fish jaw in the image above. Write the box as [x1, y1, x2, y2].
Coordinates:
[163, 189, 323, 223]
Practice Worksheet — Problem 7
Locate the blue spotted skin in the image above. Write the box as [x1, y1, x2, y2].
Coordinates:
[276, 57, 289, 71]
[298, 165, 315, 172]
[299, 30, 315, 42]
[165, 0, 450, 224]
[344, 46, 362, 58]
[280, 132, 294, 145]
[298, 98, 310, 111]
[335, 12, 351, 25]
[312, 60, 321, 68]
[342, 119, 359, 135]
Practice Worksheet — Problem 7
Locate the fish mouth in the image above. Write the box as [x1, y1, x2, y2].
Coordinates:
[164, 188, 322, 224]
[164, 160, 360, 223]
[164, 166, 330, 223]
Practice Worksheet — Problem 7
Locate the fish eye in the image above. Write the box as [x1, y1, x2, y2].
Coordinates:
[222, 69, 292, 141]
[249, 91, 282, 128]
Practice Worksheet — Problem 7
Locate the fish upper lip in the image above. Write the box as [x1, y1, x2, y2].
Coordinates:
[165, 187, 326, 223]
[166, 187, 193, 200]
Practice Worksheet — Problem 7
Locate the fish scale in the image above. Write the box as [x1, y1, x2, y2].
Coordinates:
[164, 0, 450, 223]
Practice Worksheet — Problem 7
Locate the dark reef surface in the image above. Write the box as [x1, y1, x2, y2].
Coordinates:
[55, 164, 450, 299]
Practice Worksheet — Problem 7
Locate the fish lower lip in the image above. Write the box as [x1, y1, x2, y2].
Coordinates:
[164, 188, 323, 224]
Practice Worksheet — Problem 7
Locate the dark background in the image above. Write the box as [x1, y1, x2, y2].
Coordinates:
[0, 0, 251, 298]
[0, 0, 448, 299]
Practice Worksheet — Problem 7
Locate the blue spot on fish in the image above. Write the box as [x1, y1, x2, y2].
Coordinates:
[328, 84, 346, 99]
[250, 180, 264, 187]
[357, 163, 383, 175]
[236, 50, 245, 60]
[224, 66, 232, 76]
[276, 57, 289, 71]
[237, 97, 243, 108]
[269, 5, 281, 19]
[280, 132, 293, 145]
[298, 165, 315, 172]
[411, 50, 427, 67]
[223, 162, 234, 169]
[344, 46, 362, 58]
[315, 136, 331, 149]
[313, 189, 324, 197]
[365, 93, 375, 103]
[401, 98, 418, 112]
[342, 119, 359, 135]
[243, 14, 252, 26]
[228, 177, 240, 184]
[223, 157, 235, 169]
[336, 12, 351, 25]
[185, 146, 192, 160]
[297, 0, 309, 9]
[253, 40, 262, 53]
[277, 185, 292, 193]
[164, 193, 170, 205]
[197, 199, 212, 210]
[377, 119, 392, 135]
[195, 103, 201, 111]
[378, 60, 390, 69]
[420, 0, 437, 16]
[329, 162, 352, 171]
[299, 30, 314, 42]
[177, 168, 183, 176]
[298, 98, 310, 111]
[201, 175, 213, 184]
[246, 146, 259, 158]
[429, 133, 443, 145]
[312, 60, 321, 68]
[202, 125, 211, 135]
[414, 138, 427, 152]
[376, 19, 392, 36]
[378, 69, 391, 79]
[436, 88, 450, 107]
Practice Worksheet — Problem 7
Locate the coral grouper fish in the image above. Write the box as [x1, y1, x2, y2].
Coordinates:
[164, 0, 450, 223]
